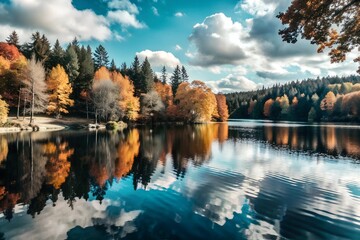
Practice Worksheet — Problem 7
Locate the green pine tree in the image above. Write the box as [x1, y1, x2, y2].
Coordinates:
[141, 57, 154, 93]
[94, 44, 109, 70]
[161, 66, 167, 84]
[65, 45, 79, 84]
[171, 65, 181, 96]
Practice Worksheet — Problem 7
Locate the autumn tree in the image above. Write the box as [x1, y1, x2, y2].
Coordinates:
[47, 65, 74, 118]
[0, 97, 9, 124]
[110, 71, 140, 121]
[25, 55, 48, 123]
[94, 66, 111, 81]
[175, 80, 217, 122]
[215, 94, 229, 122]
[263, 99, 274, 118]
[154, 82, 173, 108]
[277, 0, 360, 73]
[320, 91, 336, 113]
[341, 90, 360, 117]
[0, 43, 27, 105]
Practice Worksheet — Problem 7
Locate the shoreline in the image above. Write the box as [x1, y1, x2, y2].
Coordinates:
[0, 116, 94, 133]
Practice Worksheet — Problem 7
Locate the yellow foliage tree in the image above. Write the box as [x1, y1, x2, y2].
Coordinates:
[175, 80, 217, 122]
[320, 91, 336, 113]
[111, 71, 140, 120]
[47, 65, 74, 117]
[276, 94, 290, 114]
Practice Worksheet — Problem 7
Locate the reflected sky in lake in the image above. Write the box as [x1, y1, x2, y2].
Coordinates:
[0, 122, 360, 239]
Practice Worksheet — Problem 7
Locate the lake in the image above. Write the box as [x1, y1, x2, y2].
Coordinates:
[0, 120, 360, 239]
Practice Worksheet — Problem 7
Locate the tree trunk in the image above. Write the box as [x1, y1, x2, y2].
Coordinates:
[30, 80, 35, 124]
[17, 88, 21, 119]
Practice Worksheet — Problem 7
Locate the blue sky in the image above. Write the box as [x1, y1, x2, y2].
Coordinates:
[0, 0, 357, 93]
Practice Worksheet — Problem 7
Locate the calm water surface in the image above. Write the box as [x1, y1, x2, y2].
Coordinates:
[0, 120, 360, 239]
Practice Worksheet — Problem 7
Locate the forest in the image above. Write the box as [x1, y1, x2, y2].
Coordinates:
[226, 75, 360, 122]
[0, 31, 229, 125]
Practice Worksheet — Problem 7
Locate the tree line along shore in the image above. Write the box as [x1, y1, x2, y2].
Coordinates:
[0, 31, 229, 131]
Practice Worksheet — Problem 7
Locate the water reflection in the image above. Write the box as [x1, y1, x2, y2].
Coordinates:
[0, 122, 359, 239]
[229, 123, 360, 159]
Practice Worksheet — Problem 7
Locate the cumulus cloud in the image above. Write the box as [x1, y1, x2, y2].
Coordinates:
[175, 12, 184, 17]
[107, 10, 145, 29]
[188, 13, 248, 67]
[235, 0, 277, 17]
[0, 0, 146, 43]
[136, 50, 181, 68]
[108, 0, 139, 14]
[175, 44, 182, 51]
[209, 74, 260, 93]
[0, 0, 111, 43]
[188, 1, 358, 90]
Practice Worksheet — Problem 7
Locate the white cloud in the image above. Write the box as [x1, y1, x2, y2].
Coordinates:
[209, 74, 260, 93]
[175, 44, 182, 51]
[175, 12, 184, 17]
[0, 0, 111, 43]
[188, 7, 358, 90]
[236, 0, 277, 17]
[108, 10, 146, 29]
[136, 50, 181, 68]
[108, 0, 139, 14]
[188, 13, 250, 67]
[152, 6, 159, 16]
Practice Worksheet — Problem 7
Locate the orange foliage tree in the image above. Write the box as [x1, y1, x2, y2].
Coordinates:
[215, 94, 229, 122]
[111, 71, 140, 120]
[94, 66, 111, 81]
[175, 80, 218, 122]
[44, 142, 74, 189]
[47, 65, 74, 117]
[263, 99, 274, 117]
[0, 43, 27, 105]
[154, 82, 173, 108]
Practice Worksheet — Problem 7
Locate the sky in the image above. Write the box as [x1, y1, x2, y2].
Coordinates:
[0, 0, 358, 93]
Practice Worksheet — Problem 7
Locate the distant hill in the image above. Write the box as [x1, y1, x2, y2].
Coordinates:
[225, 75, 360, 122]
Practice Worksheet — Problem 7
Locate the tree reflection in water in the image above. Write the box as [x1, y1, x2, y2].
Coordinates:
[0, 123, 359, 221]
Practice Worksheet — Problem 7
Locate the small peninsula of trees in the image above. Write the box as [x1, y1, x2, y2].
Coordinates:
[226, 75, 360, 122]
[0, 31, 228, 124]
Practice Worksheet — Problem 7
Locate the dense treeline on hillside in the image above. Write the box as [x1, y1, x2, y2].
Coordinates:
[0, 31, 228, 124]
[226, 75, 360, 122]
